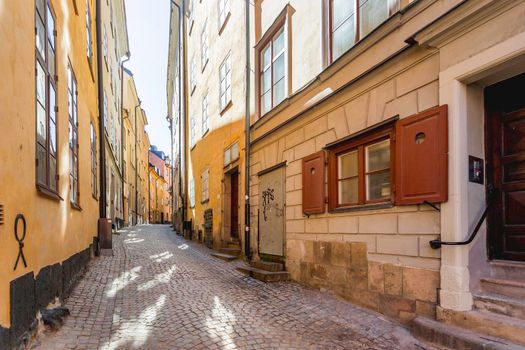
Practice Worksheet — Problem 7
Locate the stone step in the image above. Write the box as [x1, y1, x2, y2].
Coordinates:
[474, 293, 525, 320]
[412, 316, 525, 350]
[250, 261, 284, 272]
[489, 260, 525, 282]
[236, 266, 289, 282]
[210, 253, 238, 262]
[438, 307, 525, 346]
[481, 278, 525, 299]
[219, 247, 241, 256]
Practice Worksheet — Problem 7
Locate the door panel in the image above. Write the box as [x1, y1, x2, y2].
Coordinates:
[231, 173, 239, 238]
[486, 73, 525, 261]
[259, 166, 285, 257]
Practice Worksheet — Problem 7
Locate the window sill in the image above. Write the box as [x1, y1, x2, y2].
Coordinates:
[329, 202, 393, 214]
[87, 56, 95, 82]
[36, 185, 63, 202]
[220, 100, 233, 116]
[202, 129, 209, 137]
[71, 201, 83, 211]
[92, 193, 99, 201]
[190, 85, 196, 96]
[201, 59, 208, 73]
[218, 12, 231, 36]
[200, 198, 209, 204]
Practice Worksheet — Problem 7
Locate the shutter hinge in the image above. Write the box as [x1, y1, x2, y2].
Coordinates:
[36, 158, 39, 166]
[55, 174, 60, 181]
[55, 75, 58, 82]
[53, 29, 57, 37]
[54, 106, 58, 112]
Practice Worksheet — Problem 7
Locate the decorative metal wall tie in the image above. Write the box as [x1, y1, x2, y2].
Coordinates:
[14, 214, 27, 270]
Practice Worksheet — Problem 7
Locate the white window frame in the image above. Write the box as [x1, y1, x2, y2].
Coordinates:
[190, 56, 196, 92]
[219, 53, 232, 111]
[190, 115, 196, 147]
[202, 92, 209, 135]
[201, 168, 209, 203]
[218, 0, 230, 30]
[201, 22, 209, 70]
[189, 178, 195, 208]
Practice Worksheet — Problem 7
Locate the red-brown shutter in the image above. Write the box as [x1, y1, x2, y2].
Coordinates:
[302, 151, 326, 215]
[395, 105, 448, 205]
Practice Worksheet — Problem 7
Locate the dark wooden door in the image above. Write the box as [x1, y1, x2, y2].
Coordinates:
[486, 73, 525, 261]
[231, 172, 239, 238]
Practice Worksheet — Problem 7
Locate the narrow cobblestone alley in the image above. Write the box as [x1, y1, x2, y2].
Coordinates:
[34, 225, 432, 350]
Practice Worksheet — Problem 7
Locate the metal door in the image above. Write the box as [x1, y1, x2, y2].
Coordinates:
[259, 165, 285, 257]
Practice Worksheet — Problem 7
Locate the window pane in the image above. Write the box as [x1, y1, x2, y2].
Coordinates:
[36, 62, 46, 104]
[50, 155, 57, 191]
[262, 44, 271, 69]
[366, 171, 390, 201]
[36, 17, 45, 58]
[50, 120, 57, 156]
[37, 103, 47, 144]
[49, 83, 56, 122]
[224, 148, 231, 166]
[231, 142, 239, 161]
[37, 143, 47, 184]
[272, 53, 285, 82]
[338, 150, 358, 178]
[273, 27, 285, 57]
[47, 47, 55, 77]
[262, 91, 271, 115]
[359, 0, 389, 38]
[338, 178, 358, 205]
[332, 16, 355, 61]
[366, 139, 390, 172]
[273, 78, 285, 107]
[262, 68, 271, 94]
[332, 0, 355, 29]
[36, 0, 45, 18]
[47, 6, 54, 47]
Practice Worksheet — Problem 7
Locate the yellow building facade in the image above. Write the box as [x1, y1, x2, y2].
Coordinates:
[0, 0, 100, 347]
[178, 0, 248, 249]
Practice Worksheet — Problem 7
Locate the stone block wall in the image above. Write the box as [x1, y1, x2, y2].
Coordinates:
[287, 241, 440, 322]
[249, 50, 442, 321]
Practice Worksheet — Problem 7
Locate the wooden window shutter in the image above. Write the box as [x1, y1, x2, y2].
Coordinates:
[302, 151, 326, 215]
[395, 105, 448, 205]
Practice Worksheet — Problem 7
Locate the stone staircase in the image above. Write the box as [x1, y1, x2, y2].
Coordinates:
[237, 261, 289, 282]
[412, 265, 525, 349]
[210, 242, 241, 262]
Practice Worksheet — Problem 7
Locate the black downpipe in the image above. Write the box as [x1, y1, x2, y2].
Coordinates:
[134, 103, 141, 225]
[120, 55, 130, 225]
[244, 0, 251, 260]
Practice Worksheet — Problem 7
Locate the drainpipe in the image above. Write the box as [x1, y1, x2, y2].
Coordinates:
[120, 55, 130, 226]
[244, 0, 251, 260]
[96, 0, 107, 254]
[134, 102, 141, 226]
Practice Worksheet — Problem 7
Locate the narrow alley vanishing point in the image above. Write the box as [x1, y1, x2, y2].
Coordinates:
[35, 225, 427, 350]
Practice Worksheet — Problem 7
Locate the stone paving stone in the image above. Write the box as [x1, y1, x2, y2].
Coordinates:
[33, 225, 435, 350]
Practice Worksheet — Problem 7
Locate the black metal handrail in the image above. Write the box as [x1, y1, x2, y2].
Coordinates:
[429, 185, 495, 249]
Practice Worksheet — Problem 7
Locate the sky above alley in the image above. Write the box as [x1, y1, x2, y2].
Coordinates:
[125, 0, 171, 157]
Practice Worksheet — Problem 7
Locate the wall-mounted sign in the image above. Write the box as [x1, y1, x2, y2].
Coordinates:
[469, 156, 484, 184]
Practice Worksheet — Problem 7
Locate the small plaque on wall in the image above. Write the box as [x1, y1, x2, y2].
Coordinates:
[469, 156, 484, 184]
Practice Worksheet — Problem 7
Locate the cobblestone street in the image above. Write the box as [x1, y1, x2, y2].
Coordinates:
[34, 225, 432, 350]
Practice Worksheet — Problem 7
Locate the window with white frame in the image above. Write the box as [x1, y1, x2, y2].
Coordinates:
[219, 53, 232, 111]
[201, 22, 209, 69]
[68, 64, 79, 205]
[327, 0, 399, 63]
[86, 0, 92, 62]
[189, 178, 195, 207]
[201, 168, 209, 202]
[103, 26, 108, 65]
[190, 115, 196, 147]
[202, 92, 209, 134]
[218, 0, 230, 29]
[90, 122, 97, 197]
[190, 56, 196, 92]
[224, 141, 239, 166]
[260, 25, 286, 115]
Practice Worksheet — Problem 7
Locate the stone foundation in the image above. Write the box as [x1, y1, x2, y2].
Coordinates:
[287, 240, 439, 322]
[2, 245, 92, 349]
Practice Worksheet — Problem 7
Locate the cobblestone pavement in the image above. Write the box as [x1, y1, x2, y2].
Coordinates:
[34, 225, 434, 350]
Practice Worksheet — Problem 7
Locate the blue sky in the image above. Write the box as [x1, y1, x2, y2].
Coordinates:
[125, 0, 171, 156]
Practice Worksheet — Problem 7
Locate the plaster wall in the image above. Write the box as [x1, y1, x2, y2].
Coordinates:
[184, 0, 247, 247]
[0, 0, 99, 328]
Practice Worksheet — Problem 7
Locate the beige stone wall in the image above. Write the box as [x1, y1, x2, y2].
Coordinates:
[249, 47, 443, 320]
